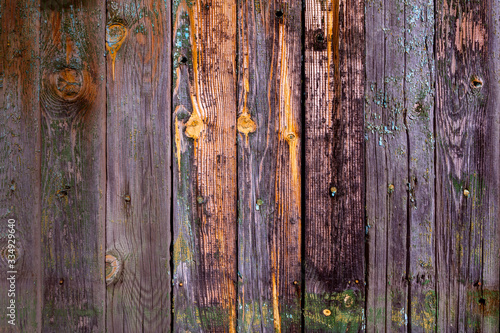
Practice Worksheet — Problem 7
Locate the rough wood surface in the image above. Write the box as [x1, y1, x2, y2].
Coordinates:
[483, 1, 500, 331]
[365, 0, 436, 330]
[40, 0, 106, 331]
[237, 1, 302, 332]
[105, 0, 171, 332]
[303, 0, 365, 330]
[0, 0, 41, 331]
[0, 1, 499, 331]
[172, 0, 238, 331]
[435, 0, 500, 330]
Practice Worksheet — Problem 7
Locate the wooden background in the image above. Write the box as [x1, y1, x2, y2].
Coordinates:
[0, 0, 499, 331]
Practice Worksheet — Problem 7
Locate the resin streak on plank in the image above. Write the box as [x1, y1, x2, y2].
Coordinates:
[237, 0, 302, 331]
[172, 0, 238, 330]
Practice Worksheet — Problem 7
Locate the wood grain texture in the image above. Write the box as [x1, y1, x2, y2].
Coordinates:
[172, 0, 237, 331]
[303, 0, 365, 330]
[105, 0, 171, 332]
[365, 0, 436, 330]
[435, 0, 500, 330]
[237, 0, 302, 332]
[40, 1, 106, 331]
[0, 0, 41, 331]
[483, 0, 500, 331]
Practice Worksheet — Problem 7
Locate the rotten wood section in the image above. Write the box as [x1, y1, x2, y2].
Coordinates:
[172, 0, 238, 331]
[303, 0, 366, 330]
[0, 0, 41, 331]
[40, 0, 106, 331]
[237, 0, 302, 332]
[105, 0, 171, 332]
[435, 0, 500, 330]
[365, 0, 436, 330]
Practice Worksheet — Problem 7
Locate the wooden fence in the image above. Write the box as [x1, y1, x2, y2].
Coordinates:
[1, 0, 499, 331]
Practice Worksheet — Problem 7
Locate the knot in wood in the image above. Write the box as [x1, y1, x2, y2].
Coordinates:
[106, 254, 122, 285]
[0, 239, 19, 265]
[42, 67, 95, 119]
[344, 294, 353, 307]
[285, 131, 297, 143]
[56, 68, 82, 99]
[237, 113, 257, 135]
[106, 23, 127, 53]
[185, 112, 204, 140]
[470, 76, 483, 89]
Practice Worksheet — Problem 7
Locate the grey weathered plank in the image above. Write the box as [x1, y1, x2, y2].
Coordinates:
[237, 0, 302, 332]
[365, 0, 411, 330]
[172, 0, 238, 331]
[0, 0, 41, 331]
[105, 0, 171, 332]
[365, 0, 436, 329]
[435, 0, 500, 330]
[303, 0, 365, 330]
[482, 0, 500, 331]
[40, 1, 106, 331]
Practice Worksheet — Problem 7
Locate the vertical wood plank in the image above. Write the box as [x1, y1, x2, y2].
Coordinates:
[405, 1, 437, 331]
[483, 0, 500, 330]
[40, 1, 106, 331]
[303, 0, 365, 330]
[105, 0, 171, 332]
[365, 0, 409, 328]
[237, 0, 302, 331]
[172, 0, 237, 330]
[0, 0, 41, 331]
[365, 0, 436, 328]
[436, 0, 500, 330]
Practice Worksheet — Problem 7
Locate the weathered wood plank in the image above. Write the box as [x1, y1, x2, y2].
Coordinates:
[303, 0, 365, 330]
[40, 1, 106, 331]
[482, 0, 500, 330]
[0, 0, 41, 331]
[404, 1, 436, 331]
[105, 0, 171, 332]
[365, 0, 409, 329]
[172, 0, 237, 331]
[365, 0, 436, 329]
[435, 0, 500, 330]
[237, 1, 302, 332]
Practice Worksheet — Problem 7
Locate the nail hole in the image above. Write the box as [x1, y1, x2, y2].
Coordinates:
[316, 33, 324, 42]
[479, 298, 486, 305]
[275, 10, 283, 17]
[124, 195, 131, 202]
[180, 56, 188, 64]
[59, 278, 64, 285]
